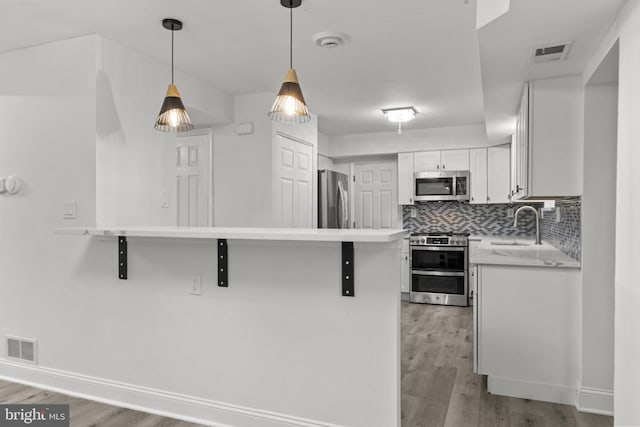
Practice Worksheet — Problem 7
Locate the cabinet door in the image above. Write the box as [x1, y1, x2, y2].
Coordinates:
[414, 151, 441, 171]
[397, 152, 414, 205]
[469, 148, 488, 204]
[400, 238, 410, 294]
[441, 149, 470, 171]
[514, 83, 530, 199]
[472, 265, 480, 374]
[487, 144, 511, 204]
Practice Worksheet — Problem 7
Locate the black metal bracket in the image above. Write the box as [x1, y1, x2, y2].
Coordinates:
[218, 239, 228, 287]
[118, 237, 127, 280]
[342, 242, 354, 297]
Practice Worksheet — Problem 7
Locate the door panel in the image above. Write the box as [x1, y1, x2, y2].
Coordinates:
[274, 134, 313, 228]
[360, 191, 374, 228]
[176, 134, 210, 227]
[354, 162, 398, 229]
[379, 190, 392, 228]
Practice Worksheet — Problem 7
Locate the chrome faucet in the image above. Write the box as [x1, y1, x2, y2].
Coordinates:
[513, 205, 541, 245]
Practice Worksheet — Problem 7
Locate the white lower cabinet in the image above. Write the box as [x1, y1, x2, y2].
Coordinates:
[474, 264, 580, 404]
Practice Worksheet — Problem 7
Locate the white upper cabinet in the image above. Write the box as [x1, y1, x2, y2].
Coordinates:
[397, 152, 415, 205]
[487, 144, 511, 204]
[413, 151, 442, 171]
[512, 76, 583, 199]
[441, 149, 470, 171]
[414, 149, 469, 172]
[398, 147, 507, 205]
[469, 148, 488, 204]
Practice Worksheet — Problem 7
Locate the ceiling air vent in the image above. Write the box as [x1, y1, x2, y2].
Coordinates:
[6, 336, 37, 364]
[530, 41, 573, 64]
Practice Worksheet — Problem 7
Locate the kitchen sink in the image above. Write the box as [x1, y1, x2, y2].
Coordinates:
[490, 241, 532, 247]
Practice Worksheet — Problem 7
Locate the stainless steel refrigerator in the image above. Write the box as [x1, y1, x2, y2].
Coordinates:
[318, 169, 350, 229]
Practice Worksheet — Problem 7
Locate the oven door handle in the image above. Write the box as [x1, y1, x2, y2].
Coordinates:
[411, 270, 466, 277]
[410, 246, 466, 252]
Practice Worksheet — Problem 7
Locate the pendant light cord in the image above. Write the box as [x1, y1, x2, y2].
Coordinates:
[289, 4, 293, 69]
[171, 28, 175, 85]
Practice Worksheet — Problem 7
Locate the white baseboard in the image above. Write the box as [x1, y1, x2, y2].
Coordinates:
[576, 386, 614, 416]
[487, 376, 576, 406]
[0, 360, 344, 427]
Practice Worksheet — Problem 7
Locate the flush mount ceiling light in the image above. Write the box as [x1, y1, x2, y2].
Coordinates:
[154, 18, 193, 133]
[268, 0, 311, 124]
[382, 107, 416, 135]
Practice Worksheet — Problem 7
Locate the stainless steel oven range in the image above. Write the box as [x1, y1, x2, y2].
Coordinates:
[409, 232, 469, 306]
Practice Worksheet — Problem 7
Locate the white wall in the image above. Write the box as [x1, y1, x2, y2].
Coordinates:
[212, 93, 275, 227]
[318, 154, 334, 171]
[0, 36, 394, 427]
[212, 93, 318, 227]
[318, 131, 330, 156]
[328, 124, 488, 158]
[580, 81, 616, 409]
[96, 37, 233, 227]
[0, 33, 97, 404]
[585, 1, 640, 424]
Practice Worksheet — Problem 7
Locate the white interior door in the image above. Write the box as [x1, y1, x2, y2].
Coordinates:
[176, 134, 210, 227]
[353, 162, 398, 229]
[274, 134, 313, 228]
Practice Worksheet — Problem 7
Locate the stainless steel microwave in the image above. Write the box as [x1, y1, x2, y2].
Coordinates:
[414, 170, 470, 201]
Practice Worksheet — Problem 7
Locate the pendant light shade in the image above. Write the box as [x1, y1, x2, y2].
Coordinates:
[268, 68, 311, 123]
[155, 18, 193, 133]
[268, 0, 311, 124]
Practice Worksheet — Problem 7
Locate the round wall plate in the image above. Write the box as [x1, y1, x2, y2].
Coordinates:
[5, 176, 21, 194]
[281, 0, 302, 8]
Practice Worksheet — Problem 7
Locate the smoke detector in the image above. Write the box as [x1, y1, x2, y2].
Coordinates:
[312, 32, 350, 48]
[530, 41, 573, 64]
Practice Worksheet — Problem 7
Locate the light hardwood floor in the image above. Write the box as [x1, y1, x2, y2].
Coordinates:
[401, 302, 613, 427]
[0, 302, 614, 426]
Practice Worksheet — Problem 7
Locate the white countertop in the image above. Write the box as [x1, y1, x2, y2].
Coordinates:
[55, 226, 408, 243]
[470, 236, 580, 268]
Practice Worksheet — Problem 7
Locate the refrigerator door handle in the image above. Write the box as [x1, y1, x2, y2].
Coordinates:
[337, 181, 348, 229]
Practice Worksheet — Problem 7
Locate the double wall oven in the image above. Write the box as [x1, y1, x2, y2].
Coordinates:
[409, 232, 469, 307]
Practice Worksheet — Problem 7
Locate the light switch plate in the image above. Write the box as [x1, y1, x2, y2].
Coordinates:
[63, 201, 77, 219]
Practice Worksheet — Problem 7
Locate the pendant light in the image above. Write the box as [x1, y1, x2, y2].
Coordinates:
[154, 18, 193, 133]
[268, 0, 311, 124]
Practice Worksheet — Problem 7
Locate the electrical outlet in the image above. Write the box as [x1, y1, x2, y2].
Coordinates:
[555, 209, 562, 223]
[63, 201, 77, 219]
[410, 207, 417, 218]
[189, 275, 202, 296]
[507, 208, 514, 218]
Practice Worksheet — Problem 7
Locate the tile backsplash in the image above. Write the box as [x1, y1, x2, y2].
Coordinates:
[402, 202, 537, 236]
[403, 197, 582, 261]
[540, 197, 581, 261]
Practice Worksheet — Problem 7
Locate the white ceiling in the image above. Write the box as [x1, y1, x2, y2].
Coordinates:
[1, 0, 623, 138]
[2, 0, 485, 137]
[477, 0, 624, 143]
